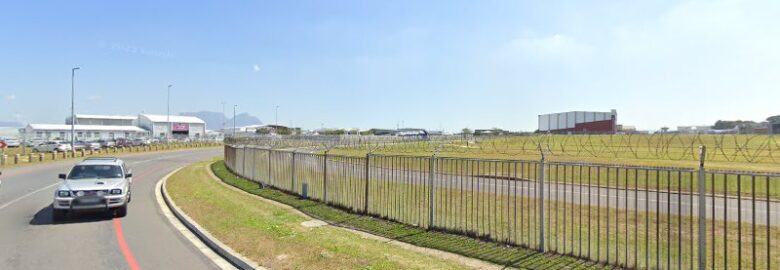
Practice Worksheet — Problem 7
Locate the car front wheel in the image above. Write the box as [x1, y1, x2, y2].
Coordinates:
[115, 205, 128, 218]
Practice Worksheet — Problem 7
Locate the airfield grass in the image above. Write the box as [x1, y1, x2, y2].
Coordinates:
[224, 157, 780, 269]
[209, 160, 613, 269]
[326, 134, 780, 172]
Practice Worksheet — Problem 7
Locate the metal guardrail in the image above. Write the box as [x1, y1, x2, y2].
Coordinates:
[224, 145, 779, 269]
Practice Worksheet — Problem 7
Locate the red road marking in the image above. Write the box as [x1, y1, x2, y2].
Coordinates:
[110, 159, 173, 270]
[110, 164, 158, 270]
[113, 218, 141, 270]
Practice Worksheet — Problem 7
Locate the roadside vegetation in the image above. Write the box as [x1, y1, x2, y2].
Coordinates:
[0, 142, 220, 169]
[205, 160, 610, 269]
[167, 160, 473, 270]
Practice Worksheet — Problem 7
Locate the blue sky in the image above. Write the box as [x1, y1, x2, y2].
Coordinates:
[1, 0, 778, 132]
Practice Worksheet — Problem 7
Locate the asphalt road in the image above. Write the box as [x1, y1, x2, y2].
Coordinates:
[0, 148, 222, 270]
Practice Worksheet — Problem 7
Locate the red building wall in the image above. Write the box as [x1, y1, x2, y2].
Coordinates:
[549, 118, 616, 134]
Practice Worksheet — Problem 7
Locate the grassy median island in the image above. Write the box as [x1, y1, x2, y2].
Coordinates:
[204, 160, 608, 269]
[167, 161, 476, 270]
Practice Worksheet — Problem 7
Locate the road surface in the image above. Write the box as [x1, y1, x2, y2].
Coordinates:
[235, 151, 780, 226]
[0, 148, 222, 270]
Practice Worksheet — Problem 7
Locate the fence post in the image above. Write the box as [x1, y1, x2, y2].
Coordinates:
[251, 147, 257, 184]
[428, 153, 436, 229]
[267, 148, 272, 187]
[698, 145, 707, 270]
[323, 150, 328, 203]
[242, 145, 247, 178]
[291, 150, 296, 193]
[363, 153, 370, 214]
[538, 151, 546, 252]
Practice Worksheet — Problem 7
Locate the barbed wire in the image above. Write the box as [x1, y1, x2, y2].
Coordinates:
[226, 133, 780, 164]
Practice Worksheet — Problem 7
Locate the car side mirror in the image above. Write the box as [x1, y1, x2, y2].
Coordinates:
[58, 173, 67, 179]
[125, 173, 133, 178]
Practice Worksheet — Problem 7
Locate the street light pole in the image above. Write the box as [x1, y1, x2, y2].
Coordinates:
[275, 105, 279, 126]
[71, 67, 80, 153]
[233, 105, 237, 135]
[167, 84, 172, 140]
[221, 101, 225, 133]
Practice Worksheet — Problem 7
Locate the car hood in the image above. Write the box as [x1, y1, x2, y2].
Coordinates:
[59, 178, 125, 191]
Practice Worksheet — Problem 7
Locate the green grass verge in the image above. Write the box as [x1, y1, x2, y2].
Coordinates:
[169, 160, 473, 270]
[211, 160, 612, 270]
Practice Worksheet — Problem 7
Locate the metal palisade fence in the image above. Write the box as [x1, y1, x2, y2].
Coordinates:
[224, 145, 779, 269]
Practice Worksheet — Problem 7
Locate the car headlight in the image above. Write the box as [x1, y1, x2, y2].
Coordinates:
[57, 190, 71, 197]
[110, 189, 123, 195]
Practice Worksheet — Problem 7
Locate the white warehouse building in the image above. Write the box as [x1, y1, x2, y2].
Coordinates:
[21, 114, 206, 142]
[66, 114, 137, 126]
[22, 124, 149, 141]
[138, 114, 206, 139]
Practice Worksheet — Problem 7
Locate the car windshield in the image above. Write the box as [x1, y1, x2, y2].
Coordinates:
[68, 165, 123, 179]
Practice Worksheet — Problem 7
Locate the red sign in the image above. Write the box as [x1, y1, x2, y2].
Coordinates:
[172, 123, 189, 132]
[0, 141, 6, 148]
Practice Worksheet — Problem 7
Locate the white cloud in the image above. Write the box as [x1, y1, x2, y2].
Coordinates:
[4, 94, 15, 101]
[253, 64, 260, 72]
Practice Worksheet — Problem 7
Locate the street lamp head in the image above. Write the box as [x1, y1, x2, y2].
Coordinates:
[168, 84, 173, 88]
[72, 67, 80, 71]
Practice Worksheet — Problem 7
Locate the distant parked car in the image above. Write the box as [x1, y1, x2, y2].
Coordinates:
[131, 138, 150, 146]
[24, 139, 46, 147]
[1, 139, 20, 148]
[115, 138, 133, 147]
[33, 141, 71, 152]
[97, 139, 116, 148]
[73, 141, 85, 151]
[77, 141, 101, 150]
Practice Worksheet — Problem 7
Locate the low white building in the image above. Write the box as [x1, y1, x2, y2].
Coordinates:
[22, 124, 149, 141]
[138, 114, 206, 139]
[66, 114, 137, 126]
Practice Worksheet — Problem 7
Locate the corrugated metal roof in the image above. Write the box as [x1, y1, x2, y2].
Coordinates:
[27, 124, 148, 132]
[75, 114, 137, 120]
[139, 114, 205, 124]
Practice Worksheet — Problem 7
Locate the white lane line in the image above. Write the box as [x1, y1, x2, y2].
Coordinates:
[0, 182, 60, 210]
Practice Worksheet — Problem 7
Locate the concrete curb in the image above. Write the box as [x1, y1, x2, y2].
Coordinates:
[156, 167, 265, 270]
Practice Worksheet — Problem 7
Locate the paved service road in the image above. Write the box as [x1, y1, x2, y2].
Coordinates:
[286, 157, 780, 225]
[0, 148, 222, 270]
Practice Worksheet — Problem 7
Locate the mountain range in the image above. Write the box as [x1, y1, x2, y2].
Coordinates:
[180, 111, 262, 130]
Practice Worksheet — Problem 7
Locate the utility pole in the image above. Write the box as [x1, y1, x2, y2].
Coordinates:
[233, 105, 237, 135]
[70, 67, 80, 153]
[274, 105, 279, 126]
[221, 101, 225, 133]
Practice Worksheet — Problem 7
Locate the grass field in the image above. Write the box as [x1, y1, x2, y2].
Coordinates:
[325, 134, 780, 172]
[210, 160, 613, 269]
[225, 154, 779, 269]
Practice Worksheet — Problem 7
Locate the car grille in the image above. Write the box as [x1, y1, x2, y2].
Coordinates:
[76, 190, 109, 196]
[71, 196, 107, 208]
